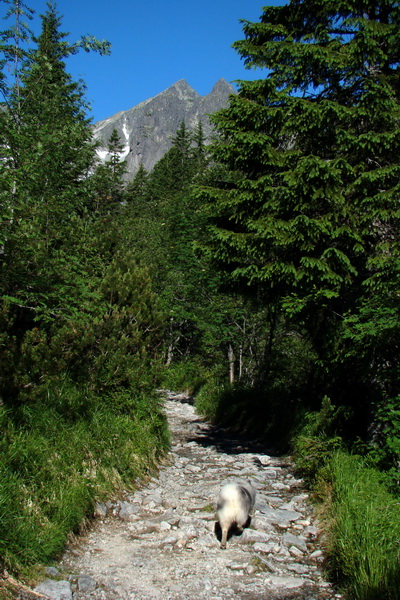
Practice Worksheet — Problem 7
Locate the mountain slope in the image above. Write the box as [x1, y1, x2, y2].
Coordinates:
[92, 79, 235, 178]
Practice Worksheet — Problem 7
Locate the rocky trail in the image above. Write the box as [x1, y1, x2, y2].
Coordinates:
[33, 392, 342, 600]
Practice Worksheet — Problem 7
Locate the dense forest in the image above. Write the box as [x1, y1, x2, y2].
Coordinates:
[0, 1, 399, 599]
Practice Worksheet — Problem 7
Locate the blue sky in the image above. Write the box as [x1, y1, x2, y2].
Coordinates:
[2, 1, 282, 123]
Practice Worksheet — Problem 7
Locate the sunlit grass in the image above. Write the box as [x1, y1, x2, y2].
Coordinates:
[0, 382, 169, 572]
[325, 452, 400, 600]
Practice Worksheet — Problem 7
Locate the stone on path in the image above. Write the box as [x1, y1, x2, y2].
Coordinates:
[35, 579, 72, 600]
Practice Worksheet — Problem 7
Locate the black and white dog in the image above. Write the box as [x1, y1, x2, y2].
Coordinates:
[216, 481, 256, 549]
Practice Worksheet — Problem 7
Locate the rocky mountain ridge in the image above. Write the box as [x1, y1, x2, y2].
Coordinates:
[92, 79, 235, 179]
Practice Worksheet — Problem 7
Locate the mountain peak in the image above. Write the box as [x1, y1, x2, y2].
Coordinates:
[210, 78, 235, 95]
[93, 79, 234, 177]
[167, 79, 199, 99]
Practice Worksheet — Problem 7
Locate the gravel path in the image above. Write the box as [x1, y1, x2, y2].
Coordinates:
[35, 393, 342, 600]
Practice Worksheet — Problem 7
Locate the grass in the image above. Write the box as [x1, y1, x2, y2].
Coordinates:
[320, 451, 400, 600]
[0, 382, 169, 574]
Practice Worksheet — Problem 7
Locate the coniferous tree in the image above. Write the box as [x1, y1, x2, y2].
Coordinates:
[1, 2, 99, 311]
[124, 163, 149, 212]
[14, 2, 95, 202]
[148, 121, 195, 200]
[195, 0, 400, 429]
[192, 120, 208, 179]
[0, 2, 111, 405]
[91, 127, 127, 213]
[0, 0, 34, 103]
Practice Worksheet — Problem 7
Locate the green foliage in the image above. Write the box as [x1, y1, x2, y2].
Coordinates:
[194, 0, 400, 458]
[362, 396, 400, 492]
[196, 382, 301, 452]
[324, 452, 400, 600]
[2, 1, 400, 587]
[147, 121, 199, 201]
[194, 377, 222, 420]
[196, 324, 316, 451]
[0, 4, 169, 576]
[120, 120, 222, 368]
[0, 0, 34, 95]
[160, 358, 210, 396]
[124, 163, 149, 210]
[93, 251, 165, 392]
[9, 3, 96, 197]
[292, 397, 346, 482]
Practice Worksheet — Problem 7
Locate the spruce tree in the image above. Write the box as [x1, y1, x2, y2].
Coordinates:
[196, 0, 400, 422]
[13, 1, 95, 204]
[1, 2, 99, 305]
[91, 127, 127, 213]
[192, 120, 208, 180]
[125, 163, 148, 204]
[148, 121, 195, 199]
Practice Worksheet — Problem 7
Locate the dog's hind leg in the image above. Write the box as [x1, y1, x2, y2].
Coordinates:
[220, 526, 229, 549]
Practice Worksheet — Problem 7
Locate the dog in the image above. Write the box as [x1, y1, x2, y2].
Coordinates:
[216, 480, 256, 549]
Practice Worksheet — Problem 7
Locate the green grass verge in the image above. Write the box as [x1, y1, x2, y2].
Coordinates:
[0, 385, 169, 573]
[318, 452, 400, 600]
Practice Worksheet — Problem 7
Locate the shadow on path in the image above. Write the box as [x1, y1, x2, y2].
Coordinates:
[177, 407, 288, 460]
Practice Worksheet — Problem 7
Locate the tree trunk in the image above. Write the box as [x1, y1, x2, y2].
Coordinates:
[228, 344, 235, 384]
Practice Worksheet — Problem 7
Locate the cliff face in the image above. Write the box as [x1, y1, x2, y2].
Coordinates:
[92, 79, 235, 178]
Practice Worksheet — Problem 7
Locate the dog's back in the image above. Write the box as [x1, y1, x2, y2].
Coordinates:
[216, 481, 256, 549]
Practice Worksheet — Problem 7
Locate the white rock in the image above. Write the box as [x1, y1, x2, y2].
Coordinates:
[35, 580, 72, 600]
[287, 562, 309, 574]
[266, 575, 306, 589]
[282, 532, 308, 552]
[227, 563, 246, 571]
[240, 529, 274, 544]
[77, 576, 97, 593]
[253, 542, 279, 554]
[160, 535, 178, 545]
[272, 482, 290, 491]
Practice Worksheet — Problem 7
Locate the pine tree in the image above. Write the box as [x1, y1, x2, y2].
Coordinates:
[14, 2, 95, 203]
[195, 1, 400, 421]
[148, 121, 195, 199]
[91, 127, 127, 213]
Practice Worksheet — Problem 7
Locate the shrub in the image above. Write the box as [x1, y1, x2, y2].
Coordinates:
[292, 397, 346, 482]
[160, 359, 210, 396]
[195, 377, 222, 421]
[365, 396, 400, 494]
